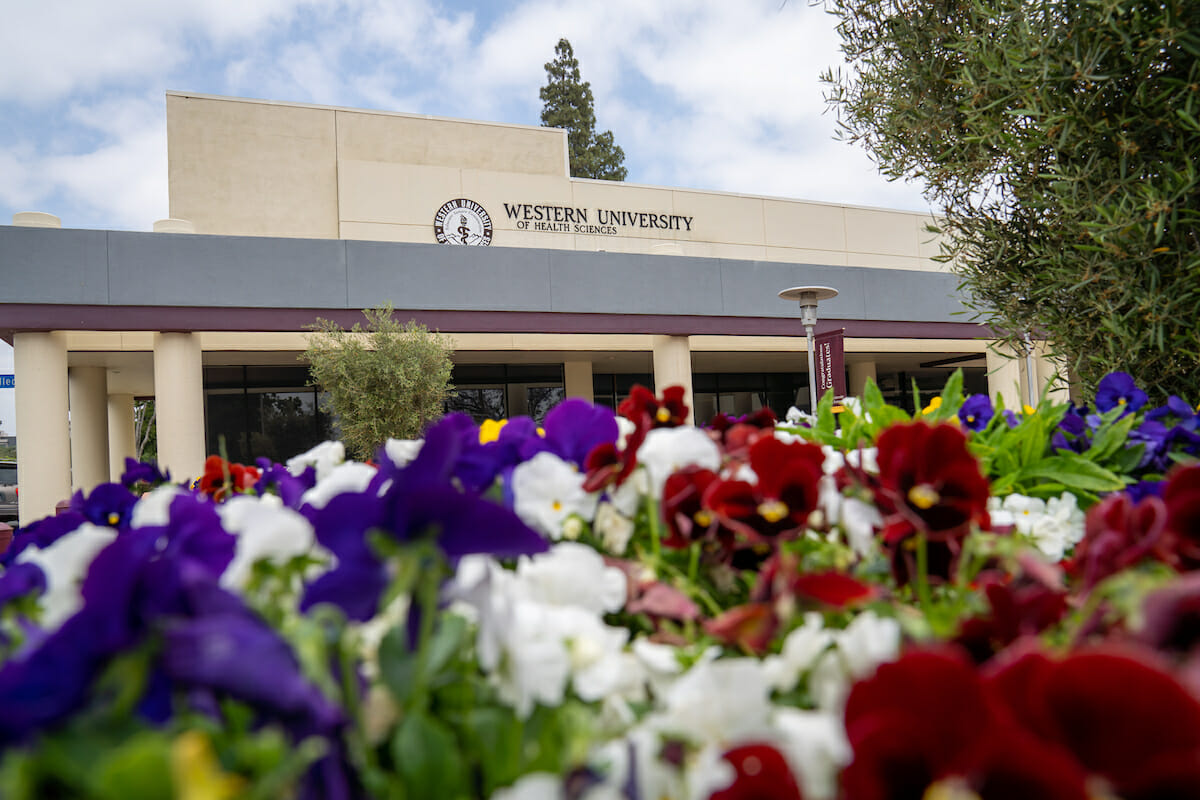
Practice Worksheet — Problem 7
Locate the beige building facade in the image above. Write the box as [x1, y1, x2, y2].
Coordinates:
[2, 92, 1061, 525]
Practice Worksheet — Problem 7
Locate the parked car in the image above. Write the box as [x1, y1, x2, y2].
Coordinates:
[0, 460, 16, 525]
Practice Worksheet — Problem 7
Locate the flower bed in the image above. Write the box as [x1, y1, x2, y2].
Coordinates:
[1, 371, 1198, 799]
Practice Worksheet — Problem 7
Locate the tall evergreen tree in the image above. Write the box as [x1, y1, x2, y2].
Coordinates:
[540, 38, 627, 181]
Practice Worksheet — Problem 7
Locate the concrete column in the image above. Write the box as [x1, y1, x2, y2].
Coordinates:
[1033, 342, 1071, 404]
[986, 344, 1025, 409]
[848, 360, 878, 398]
[107, 393, 137, 482]
[651, 335, 694, 425]
[154, 333, 206, 483]
[14, 332, 71, 525]
[68, 366, 109, 492]
[564, 360, 594, 403]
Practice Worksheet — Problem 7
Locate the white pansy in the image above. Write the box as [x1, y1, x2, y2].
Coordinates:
[996, 493, 1047, 535]
[615, 415, 637, 450]
[17, 522, 117, 629]
[651, 658, 773, 745]
[608, 469, 646, 517]
[491, 600, 572, 718]
[774, 428, 808, 445]
[512, 452, 598, 539]
[820, 445, 846, 474]
[1039, 492, 1086, 558]
[637, 427, 722, 498]
[845, 446, 879, 474]
[130, 484, 187, 528]
[299, 461, 378, 509]
[594, 501, 635, 554]
[383, 438, 423, 469]
[285, 440, 345, 481]
[514, 542, 627, 614]
[840, 396, 866, 420]
[763, 612, 834, 692]
[808, 648, 852, 711]
[806, 611, 901, 711]
[989, 492, 1084, 560]
[837, 609, 901, 679]
[840, 496, 883, 558]
[772, 708, 852, 800]
[217, 494, 317, 590]
[555, 607, 631, 701]
[489, 772, 561, 800]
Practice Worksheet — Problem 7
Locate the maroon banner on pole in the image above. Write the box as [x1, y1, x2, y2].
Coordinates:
[814, 329, 846, 404]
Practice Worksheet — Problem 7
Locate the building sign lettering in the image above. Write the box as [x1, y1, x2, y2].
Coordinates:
[502, 203, 693, 235]
[434, 198, 697, 243]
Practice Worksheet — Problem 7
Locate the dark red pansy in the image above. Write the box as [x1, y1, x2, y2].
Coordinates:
[842, 647, 1090, 800]
[703, 602, 779, 655]
[874, 421, 991, 539]
[703, 438, 825, 546]
[661, 466, 721, 548]
[1066, 492, 1173, 589]
[789, 570, 878, 608]
[710, 743, 803, 800]
[618, 384, 689, 429]
[1138, 571, 1200, 656]
[985, 644, 1200, 797]
[1165, 464, 1200, 568]
[953, 578, 1068, 664]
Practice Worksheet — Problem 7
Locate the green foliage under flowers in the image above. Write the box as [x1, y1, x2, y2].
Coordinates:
[823, 0, 1200, 399]
[789, 369, 1165, 506]
[303, 305, 454, 460]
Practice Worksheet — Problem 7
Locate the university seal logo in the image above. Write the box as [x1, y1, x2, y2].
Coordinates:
[434, 199, 493, 246]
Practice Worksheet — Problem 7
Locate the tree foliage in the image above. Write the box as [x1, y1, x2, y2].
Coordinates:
[304, 306, 454, 459]
[540, 38, 628, 181]
[823, 0, 1200, 399]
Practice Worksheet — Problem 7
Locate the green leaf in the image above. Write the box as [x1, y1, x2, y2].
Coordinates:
[392, 711, 469, 800]
[1014, 454, 1126, 493]
[460, 708, 524, 796]
[93, 734, 173, 800]
[379, 626, 419, 707]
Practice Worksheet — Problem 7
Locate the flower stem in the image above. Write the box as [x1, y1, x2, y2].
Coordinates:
[915, 532, 933, 613]
[646, 495, 662, 561]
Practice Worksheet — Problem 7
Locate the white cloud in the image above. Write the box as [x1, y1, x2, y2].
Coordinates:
[0, 0, 321, 104]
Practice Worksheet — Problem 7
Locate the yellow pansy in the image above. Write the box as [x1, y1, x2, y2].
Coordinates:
[921, 396, 943, 415]
[478, 418, 508, 444]
[171, 731, 245, 800]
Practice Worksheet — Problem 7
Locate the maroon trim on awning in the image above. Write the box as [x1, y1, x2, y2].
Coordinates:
[0, 304, 991, 341]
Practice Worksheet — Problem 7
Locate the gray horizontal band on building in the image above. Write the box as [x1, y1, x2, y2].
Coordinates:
[0, 225, 977, 328]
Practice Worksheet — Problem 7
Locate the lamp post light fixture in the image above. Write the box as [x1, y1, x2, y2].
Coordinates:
[779, 285, 839, 413]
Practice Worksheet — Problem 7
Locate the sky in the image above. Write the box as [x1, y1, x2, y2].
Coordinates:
[0, 0, 932, 435]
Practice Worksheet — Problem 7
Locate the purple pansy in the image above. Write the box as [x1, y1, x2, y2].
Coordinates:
[957, 394, 994, 432]
[520, 398, 619, 466]
[301, 415, 548, 621]
[162, 611, 343, 734]
[0, 562, 46, 607]
[1095, 371, 1148, 415]
[1052, 406, 1092, 453]
[255, 459, 318, 509]
[121, 457, 171, 490]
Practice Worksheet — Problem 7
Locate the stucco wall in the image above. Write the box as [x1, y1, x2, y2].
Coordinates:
[166, 93, 949, 271]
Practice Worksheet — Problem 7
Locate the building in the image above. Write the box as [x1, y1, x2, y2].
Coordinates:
[0, 92, 1059, 525]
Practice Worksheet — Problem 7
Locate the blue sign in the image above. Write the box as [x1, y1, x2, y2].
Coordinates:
[0, 375, 12, 389]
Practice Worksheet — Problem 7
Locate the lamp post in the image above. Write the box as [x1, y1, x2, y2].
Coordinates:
[779, 286, 839, 413]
